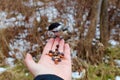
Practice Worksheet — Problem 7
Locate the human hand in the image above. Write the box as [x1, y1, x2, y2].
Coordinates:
[24, 38, 71, 80]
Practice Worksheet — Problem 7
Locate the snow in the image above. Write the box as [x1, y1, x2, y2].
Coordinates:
[8, 29, 31, 59]
[114, 60, 120, 67]
[108, 40, 119, 46]
[72, 69, 86, 79]
[37, 6, 59, 22]
[9, 39, 31, 59]
[16, 13, 25, 21]
[66, 14, 75, 33]
[83, 28, 88, 37]
[0, 68, 7, 73]
[0, 11, 26, 28]
[82, 10, 89, 21]
[32, 44, 39, 51]
[115, 76, 120, 80]
[36, 12, 41, 22]
[37, 27, 42, 32]
[72, 50, 77, 58]
[5, 57, 15, 67]
[23, 0, 44, 7]
[0, 0, 75, 33]
[111, 29, 117, 35]
[103, 56, 110, 64]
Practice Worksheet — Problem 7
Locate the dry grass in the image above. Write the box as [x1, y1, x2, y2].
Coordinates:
[0, 0, 34, 17]
[0, 61, 33, 80]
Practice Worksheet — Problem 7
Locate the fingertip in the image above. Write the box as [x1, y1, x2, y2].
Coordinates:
[55, 37, 60, 41]
[64, 43, 71, 60]
[48, 38, 54, 42]
[24, 53, 35, 65]
[25, 53, 32, 60]
[60, 39, 65, 43]
[24, 53, 37, 73]
[65, 43, 70, 49]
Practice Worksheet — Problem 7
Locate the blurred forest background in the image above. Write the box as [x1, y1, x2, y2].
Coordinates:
[0, 0, 120, 80]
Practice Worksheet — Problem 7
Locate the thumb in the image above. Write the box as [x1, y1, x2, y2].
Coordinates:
[24, 53, 36, 70]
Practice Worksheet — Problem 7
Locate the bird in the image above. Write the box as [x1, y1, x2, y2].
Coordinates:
[47, 22, 68, 38]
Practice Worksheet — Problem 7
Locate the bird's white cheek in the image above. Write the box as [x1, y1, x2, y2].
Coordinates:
[47, 31, 55, 37]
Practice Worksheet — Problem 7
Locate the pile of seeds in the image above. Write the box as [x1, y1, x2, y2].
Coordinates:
[46, 45, 64, 64]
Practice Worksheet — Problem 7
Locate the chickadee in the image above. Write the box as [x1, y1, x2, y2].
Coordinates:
[47, 22, 68, 38]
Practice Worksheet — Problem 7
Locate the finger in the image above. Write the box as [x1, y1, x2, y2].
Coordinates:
[51, 38, 60, 51]
[24, 53, 36, 70]
[58, 39, 64, 53]
[42, 38, 54, 55]
[64, 43, 71, 60]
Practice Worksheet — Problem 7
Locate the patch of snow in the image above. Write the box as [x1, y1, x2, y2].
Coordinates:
[0, 11, 26, 28]
[36, 1, 44, 6]
[8, 29, 31, 59]
[8, 28, 40, 60]
[114, 60, 120, 67]
[72, 50, 77, 58]
[108, 40, 119, 46]
[82, 11, 89, 21]
[9, 39, 31, 59]
[83, 28, 88, 37]
[74, 36, 79, 40]
[36, 11, 41, 22]
[95, 23, 100, 39]
[66, 7, 75, 15]
[37, 27, 42, 32]
[38, 6, 59, 22]
[115, 76, 120, 80]
[85, 20, 91, 27]
[5, 57, 15, 67]
[23, 0, 44, 7]
[32, 44, 39, 51]
[62, 13, 75, 33]
[111, 29, 117, 35]
[66, 14, 75, 33]
[82, 14, 87, 21]
[103, 56, 110, 64]
[16, 13, 25, 21]
[72, 69, 86, 79]
[0, 68, 7, 73]
[6, 17, 16, 22]
[0, 11, 7, 19]
[74, 28, 78, 32]
[26, 15, 35, 28]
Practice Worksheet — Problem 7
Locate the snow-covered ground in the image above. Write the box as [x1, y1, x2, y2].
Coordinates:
[0, 0, 77, 61]
[114, 59, 120, 68]
[116, 76, 120, 80]
[0, 67, 7, 73]
[72, 69, 86, 79]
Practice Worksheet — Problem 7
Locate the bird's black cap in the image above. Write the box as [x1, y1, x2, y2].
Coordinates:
[48, 22, 61, 31]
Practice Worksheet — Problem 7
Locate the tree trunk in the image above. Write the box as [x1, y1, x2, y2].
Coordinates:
[100, 0, 108, 47]
[84, 9, 98, 63]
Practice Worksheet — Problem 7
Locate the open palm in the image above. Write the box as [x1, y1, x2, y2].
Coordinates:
[24, 38, 71, 80]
